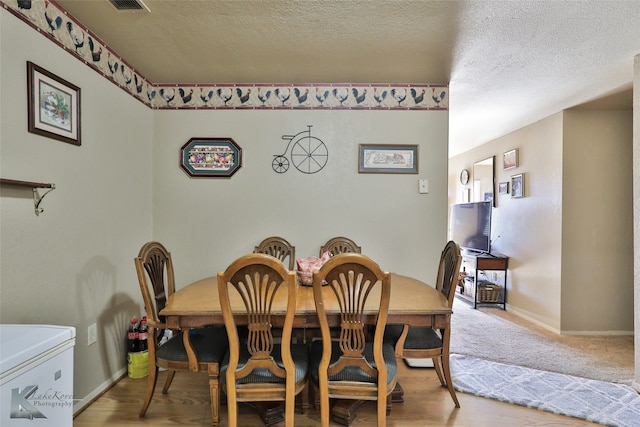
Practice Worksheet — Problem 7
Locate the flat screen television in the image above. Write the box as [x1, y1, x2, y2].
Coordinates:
[448, 201, 492, 253]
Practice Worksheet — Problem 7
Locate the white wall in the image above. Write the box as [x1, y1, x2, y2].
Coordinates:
[152, 110, 450, 287]
[449, 110, 634, 334]
[562, 110, 634, 332]
[0, 8, 153, 407]
[449, 114, 565, 330]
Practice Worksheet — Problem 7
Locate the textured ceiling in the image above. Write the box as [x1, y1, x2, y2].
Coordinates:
[55, 0, 639, 156]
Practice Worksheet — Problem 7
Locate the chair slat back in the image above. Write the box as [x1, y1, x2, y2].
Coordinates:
[254, 236, 296, 270]
[313, 253, 390, 379]
[319, 236, 361, 257]
[218, 253, 297, 381]
[436, 241, 462, 308]
[134, 241, 175, 333]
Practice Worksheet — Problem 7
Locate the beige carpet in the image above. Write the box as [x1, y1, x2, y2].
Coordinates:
[449, 297, 635, 385]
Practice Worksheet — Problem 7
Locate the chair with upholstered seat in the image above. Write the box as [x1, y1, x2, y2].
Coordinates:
[310, 253, 396, 427]
[218, 253, 309, 427]
[383, 240, 462, 407]
[319, 236, 361, 257]
[134, 241, 228, 425]
[254, 236, 296, 270]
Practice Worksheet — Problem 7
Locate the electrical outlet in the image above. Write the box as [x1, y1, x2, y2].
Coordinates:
[88, 323, 97, 346]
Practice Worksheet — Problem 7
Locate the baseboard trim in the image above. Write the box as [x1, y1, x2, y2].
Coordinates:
[505, 304, 562, 334]
[507, 304, 634, 336]
[73, 367, 127, 416]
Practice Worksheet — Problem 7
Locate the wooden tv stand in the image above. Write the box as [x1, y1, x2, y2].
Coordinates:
[456, 250, 509, 309]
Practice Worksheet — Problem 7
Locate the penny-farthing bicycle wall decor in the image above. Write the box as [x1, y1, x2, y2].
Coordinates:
[272, 125, 328, 174]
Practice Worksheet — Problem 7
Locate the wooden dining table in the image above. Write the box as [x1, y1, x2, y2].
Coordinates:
[159, 272, 452, 425]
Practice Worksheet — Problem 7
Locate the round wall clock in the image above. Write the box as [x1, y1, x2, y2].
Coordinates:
[460, 168, 469, 185]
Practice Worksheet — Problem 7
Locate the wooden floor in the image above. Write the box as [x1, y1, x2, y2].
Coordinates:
[74, 361, 599, 426]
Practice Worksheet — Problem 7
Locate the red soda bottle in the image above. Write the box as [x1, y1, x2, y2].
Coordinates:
[127, 317, 139, 352]
[138, 316, 148, 351]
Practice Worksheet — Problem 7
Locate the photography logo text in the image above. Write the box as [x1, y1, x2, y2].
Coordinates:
[10, 384, 73, 420]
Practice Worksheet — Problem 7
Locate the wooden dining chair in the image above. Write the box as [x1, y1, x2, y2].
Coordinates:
[134, 241, 229, 425]
[310, 253, 396, 427]
[254, 236, 307, 351]
[217, 253, 309, 427]
[319, 236, 361, 257]
[254, 236, 296, 270]
[384, 240, 462, 407]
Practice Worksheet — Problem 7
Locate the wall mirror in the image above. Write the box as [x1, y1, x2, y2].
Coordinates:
[473, 156, 495, 206]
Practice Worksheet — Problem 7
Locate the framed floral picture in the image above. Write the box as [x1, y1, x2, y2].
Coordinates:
[27, 62, 81, 146]
[180, 137, 242, 178]
[503, 148, 518, 170]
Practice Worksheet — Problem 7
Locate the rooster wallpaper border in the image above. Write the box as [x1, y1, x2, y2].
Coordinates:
[4, 0, 448, 111]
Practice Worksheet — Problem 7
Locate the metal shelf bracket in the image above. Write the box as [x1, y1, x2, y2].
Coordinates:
[1, 179, 56, 216]
[33, 184, 56, 216]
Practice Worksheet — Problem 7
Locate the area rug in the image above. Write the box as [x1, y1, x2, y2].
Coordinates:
[450, 354, 640, 427]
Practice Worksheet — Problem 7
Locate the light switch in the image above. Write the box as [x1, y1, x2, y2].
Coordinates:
[419, 179, 428, 194]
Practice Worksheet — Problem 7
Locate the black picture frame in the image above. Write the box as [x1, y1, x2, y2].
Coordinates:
[27, 61, 81, 146]
[180, 138, 242, 178]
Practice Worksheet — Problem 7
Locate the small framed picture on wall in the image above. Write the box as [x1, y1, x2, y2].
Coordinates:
[511, 173, 524, 198]
[358, 144, 418, 174]
[498, 182, 509, 195]
[27, 61, 81, 146]
[503, 148, 518, 170]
